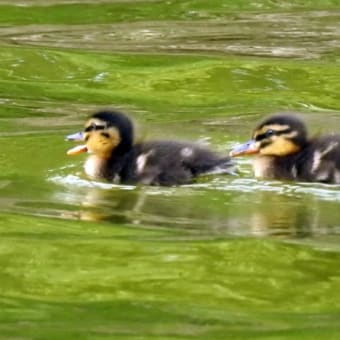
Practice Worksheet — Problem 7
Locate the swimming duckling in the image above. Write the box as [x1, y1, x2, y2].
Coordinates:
[66, 109, 234, 186]
[230, 114, 340, 183]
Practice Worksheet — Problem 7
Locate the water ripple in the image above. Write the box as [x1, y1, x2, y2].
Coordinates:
[2, 10, 340, 58]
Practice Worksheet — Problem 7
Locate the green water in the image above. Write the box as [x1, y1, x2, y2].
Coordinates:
[1, 0, 340, 338]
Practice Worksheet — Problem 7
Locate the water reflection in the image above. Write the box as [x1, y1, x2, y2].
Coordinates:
[43, 173, 340, 241]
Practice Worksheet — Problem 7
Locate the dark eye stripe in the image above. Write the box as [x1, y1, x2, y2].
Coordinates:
[84, 125, 105, 132]
[101, 132, 110, 138]
[256, 128, 291, 141]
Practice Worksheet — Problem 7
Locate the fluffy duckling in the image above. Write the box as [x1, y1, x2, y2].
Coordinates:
[230, 114, 340, 183]
[66, 109, 234, 186]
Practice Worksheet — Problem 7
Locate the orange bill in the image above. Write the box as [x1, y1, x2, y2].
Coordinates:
[67, 144, 88, 156]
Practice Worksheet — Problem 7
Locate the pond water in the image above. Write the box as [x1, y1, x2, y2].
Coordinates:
[1, 0, 340, 338]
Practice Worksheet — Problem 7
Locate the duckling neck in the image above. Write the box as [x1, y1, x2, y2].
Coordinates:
[253, 156, 276, 179]
[253, 153, 303, 180]
[84, 155, 110, 180]
[84, 154, 129, 182]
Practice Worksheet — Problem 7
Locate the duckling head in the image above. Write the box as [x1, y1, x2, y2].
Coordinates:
[230, 114, 308, 157]
[66, 110, 134, 158]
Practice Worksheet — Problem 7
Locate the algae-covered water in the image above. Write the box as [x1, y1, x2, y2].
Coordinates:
[1, 1, 340, 338]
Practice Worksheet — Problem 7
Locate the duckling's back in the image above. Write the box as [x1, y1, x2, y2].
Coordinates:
[126, 140, 234, 186]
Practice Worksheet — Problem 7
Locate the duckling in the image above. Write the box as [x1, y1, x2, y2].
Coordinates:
[66, 109, 234, 186]
[230, 113, 340, 183]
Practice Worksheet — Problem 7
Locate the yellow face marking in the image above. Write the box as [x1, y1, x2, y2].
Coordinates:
[252, 122, 301, 157]
[282, 130, 298, 139]
[84, 124, 121, 158]
[259, 134, 301, 156]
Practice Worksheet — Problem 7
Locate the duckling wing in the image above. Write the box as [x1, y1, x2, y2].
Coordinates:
[302, 136, 340, 183]
[181, 145, 235, 176]
[132, 142, 191, 185]
[133, 141, 234, 185]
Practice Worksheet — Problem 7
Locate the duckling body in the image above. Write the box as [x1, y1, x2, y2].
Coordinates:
[67, 110, 234, 186]
[230, 114, 340, 183]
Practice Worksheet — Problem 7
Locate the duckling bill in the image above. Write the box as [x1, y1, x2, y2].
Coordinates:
[230, 114, 340, 183]
[66, 109, 234, 186]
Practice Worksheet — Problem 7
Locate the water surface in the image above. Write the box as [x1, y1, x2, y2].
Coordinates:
[1, 0, 340, 338]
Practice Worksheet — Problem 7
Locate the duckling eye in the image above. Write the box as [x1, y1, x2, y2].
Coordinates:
[265, 129, 275, 137]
